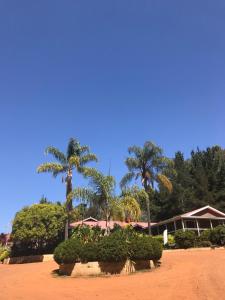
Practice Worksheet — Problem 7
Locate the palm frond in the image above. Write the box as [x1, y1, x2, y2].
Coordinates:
[79, 153, 98, 166]
[67, 187, 94, 204]
[157, 174, 173, 193]
[121, 196, 141, 221]
[37, 163, 65, 177]
[125, 157, 140, 171]
[79, 145, 90, 154]
[68, 155, 80, 167]
[81, 167, 101, 179]
[120, 172, 135, 189]
[109, 198, 125, 221]
[45, 147, 67, 164]
[128, 145, 142, 157]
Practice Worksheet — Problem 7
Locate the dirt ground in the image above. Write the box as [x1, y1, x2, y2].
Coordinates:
[0, 249, 225, 300]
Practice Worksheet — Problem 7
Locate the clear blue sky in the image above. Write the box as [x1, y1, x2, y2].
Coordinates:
[0, 1, 225, 232]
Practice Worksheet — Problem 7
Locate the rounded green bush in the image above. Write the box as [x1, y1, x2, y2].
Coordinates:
[54, 238, 82, 265]
[98, 232, 129, 262]
[210, 225, 225, 246]
[200, 229, 211, 242]
[129, 236, 162, 261]
[80, 242, 99, 262]
[129, 236, 153, 260]
[174, 230, 196, 249]
[150, 238, 163, 260]
[0, 246, 10, 262]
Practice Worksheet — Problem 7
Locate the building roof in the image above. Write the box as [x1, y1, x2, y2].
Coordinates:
[180, 205, 225, 218]
[151, 205, 225, 227]
[70, 217, 155, 230]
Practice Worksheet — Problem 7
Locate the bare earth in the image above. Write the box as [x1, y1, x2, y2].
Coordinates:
[0, 249, 225, 300]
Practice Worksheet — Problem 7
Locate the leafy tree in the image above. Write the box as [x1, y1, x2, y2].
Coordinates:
[121, 141, 172, 234]
[37, 138, 97, 239]
[11, 203, 66, 256]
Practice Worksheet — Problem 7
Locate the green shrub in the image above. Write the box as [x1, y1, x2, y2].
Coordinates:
[98, 232, 129, 262]
[129, 236, 162, 261]
[129, 236, 154, 260]
[80, 242, 99, 262]
[174, 230, 196, 249]
[168, 234, 175, 245]
[0, 246, 10, 262]
[196, 240, 212, 248]
[54, 228, 163, 265]
[153, 235, 163, 245]
[210, 225, 225, 246]
[54, 238, 82, 265]
[153, 234, 175, 247]
[200, 229, 211, 242]
[71, 225, 104, 243]
[151, 238, 163, 260]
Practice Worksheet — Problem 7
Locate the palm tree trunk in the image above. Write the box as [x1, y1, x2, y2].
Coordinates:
[143, 179, 152, 235]
[65, 170, 73, 240]
[105, 199, 109, 235]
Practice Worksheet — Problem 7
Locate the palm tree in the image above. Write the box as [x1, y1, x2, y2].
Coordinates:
[37, 138, 98, 239]
[120, 196, 141, 222]
[68, 169, 116, 234]
[120, 141, 172, 235]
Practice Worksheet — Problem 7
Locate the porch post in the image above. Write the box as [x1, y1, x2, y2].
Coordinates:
[181, 219, 185, 232]
[210, 219, 213, 229]
[196, 219, 200, 236]
[174, 220, 177, 232]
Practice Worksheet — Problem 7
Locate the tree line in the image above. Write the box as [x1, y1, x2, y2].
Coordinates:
[37, 138, 225, 238]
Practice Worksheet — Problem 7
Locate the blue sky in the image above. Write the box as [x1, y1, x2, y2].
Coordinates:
[0, 1, 225, 232]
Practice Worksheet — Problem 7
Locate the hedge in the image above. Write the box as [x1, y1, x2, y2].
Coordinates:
[174, 226, 225, 249]
[53, 232, 163, 265]
[174, 230, 196, 249]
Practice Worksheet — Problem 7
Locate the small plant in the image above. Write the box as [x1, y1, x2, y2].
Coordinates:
[153, 234, 175, 248]
[0, 245, 10, 262]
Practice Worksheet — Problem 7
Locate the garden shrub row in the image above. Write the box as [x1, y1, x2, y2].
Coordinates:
[174, 225, 225, 249]
[54, 231, 163, 265]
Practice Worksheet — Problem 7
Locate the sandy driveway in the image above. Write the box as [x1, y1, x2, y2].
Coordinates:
[0, 249, 224, 300]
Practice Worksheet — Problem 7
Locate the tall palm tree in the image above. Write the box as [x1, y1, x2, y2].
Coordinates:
[37, 138, 98, 239]
[120, 141, 172, 235]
